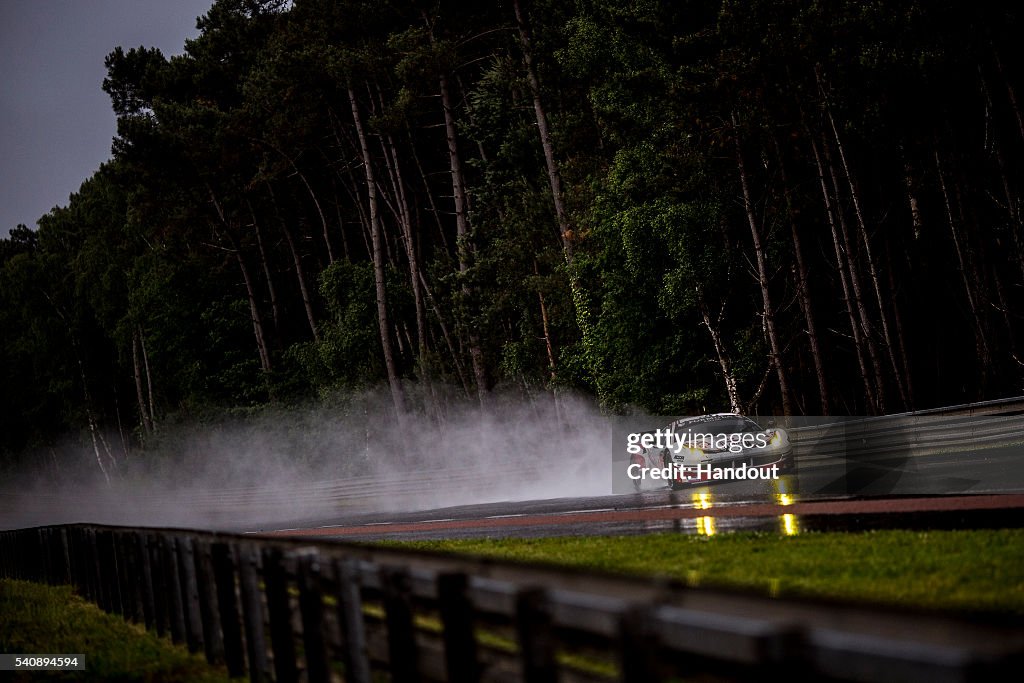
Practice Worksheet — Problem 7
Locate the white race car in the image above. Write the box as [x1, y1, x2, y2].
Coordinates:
[627, 413, 793, 491]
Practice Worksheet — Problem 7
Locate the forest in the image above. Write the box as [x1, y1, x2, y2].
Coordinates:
[2, 0, 1023, 466]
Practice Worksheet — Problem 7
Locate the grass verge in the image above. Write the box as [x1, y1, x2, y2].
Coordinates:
[390, 529, 1024, 614]
[0, 579, 233, 682]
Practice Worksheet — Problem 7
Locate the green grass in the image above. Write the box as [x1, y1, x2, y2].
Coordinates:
[390, 529, 1024, 614]
[0, 579, 234, 682]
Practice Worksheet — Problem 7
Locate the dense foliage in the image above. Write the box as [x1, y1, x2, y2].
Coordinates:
[3, 0, 1024, 464]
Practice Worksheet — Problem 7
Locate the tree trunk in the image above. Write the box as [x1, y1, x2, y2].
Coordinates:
[349, 82, 407, 417]
[771, 131, 830, 413]
[885, 241, 915, 409]
[808, 134, 878, 412]
[261, 139, 335, 265]
[250, 202, 281, 342]
[209, 190, 272, 373]
[514, 0, 602, 400]
[420, 271, 472, 398]
[140, 329, 155, 427]
[514, 0, 573, 260]
[440, 68, 490, 402]
[267, 183, 321, 343]
[935, 148, 992, 369]
[227, 232, 272, 374]
[374, 84, 427, 361]
[699, 294, 741, 414]
[132, 327, 153, 436]
[535, 261, 557, 383]
[902, 155, 924, 240]
[407, 125, 452, 256]
[732, 112, 792, 416]
[821, 89, 908, 409]
[820, 134, 887, 413]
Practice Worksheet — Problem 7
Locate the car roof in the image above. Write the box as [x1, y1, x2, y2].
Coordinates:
[666, 413, 760, 428]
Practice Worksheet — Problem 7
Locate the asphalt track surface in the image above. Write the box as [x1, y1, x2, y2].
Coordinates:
[256, 444, 1024, 540]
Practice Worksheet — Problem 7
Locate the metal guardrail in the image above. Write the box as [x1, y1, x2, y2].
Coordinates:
[788, 413, 1024, 464]
[2, 524, 1023, 682]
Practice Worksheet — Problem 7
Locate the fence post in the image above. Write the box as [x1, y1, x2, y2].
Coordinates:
[237, 544, 270, 683]
[67, 529, 83, 596]
[619, 605, 661, 683]
[297, 551, 330, 683]
[334, 558, 371, 683]
[88, 529, 106, 610]
[90, 529, 104, 605]
[40, 528, 54, 584]
[438, 572, 479, 683]
[137, 532, 156, 631]
[380, 565, 419, 683]
[162, 535, 187, 644]
[515, 588, 557, 683]
[112, 531, 131, 618]
[177, 537, 205, 654]
[194, 539, 225, 665]
[148, 533, 169, 637]
[262, 547, 298, 683]
[119, 532, 144, 624]
[0, 532, 8, 578]
[37, 529, 51, 584]
[100, 530, 121, 613]
[212, 542, 246, 679]
[58, 528, 71, 586]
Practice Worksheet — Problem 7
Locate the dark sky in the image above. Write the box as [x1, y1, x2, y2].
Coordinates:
[0, 0, 215, 238]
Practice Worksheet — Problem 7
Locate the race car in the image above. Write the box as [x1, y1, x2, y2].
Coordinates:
[626, 413, 793, 491]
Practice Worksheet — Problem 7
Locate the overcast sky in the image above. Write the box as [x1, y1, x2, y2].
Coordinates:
[0, 0, 215, 238]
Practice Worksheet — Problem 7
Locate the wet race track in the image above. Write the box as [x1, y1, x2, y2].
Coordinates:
[258, 443, 1024, 541]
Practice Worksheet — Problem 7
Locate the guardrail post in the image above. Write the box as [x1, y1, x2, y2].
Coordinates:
[148, 533, 168, 637]
[113, 531, 131, 618]
[619, 606, 661, 683]
[106, 531, 121, 614]
[177, 537, 204, 654]
[334, 558, 371, 683]
[237, 544, 271, 683]
[98, 530, 119, 613]
[40, 528, 53, 584]
[0, 532, 7, 578]
[162, 535, 187, 644]
[88, 529, 105, 610]
[137, 532, 156, 631]
[194, 539, 225, 665]
[0, 532, 8, 578]
[58, 528, 71, 586]
[1, 532, 9, 578]
[212, 542, 246, 678]
[438, 572, 479, 683]
[119, 531, 144, 624]
[66, 528, 82, 596]
[515, 588, 557, 683]
[262, 547, 298, 683]
[380, 565, 419, 683]
[297, 551, 330, 683]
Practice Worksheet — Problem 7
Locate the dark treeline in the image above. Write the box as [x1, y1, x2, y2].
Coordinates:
[3, 0, 1024, 464]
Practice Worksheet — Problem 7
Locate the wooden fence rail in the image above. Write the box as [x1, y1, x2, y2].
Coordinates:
[1, 524, 1022, 682]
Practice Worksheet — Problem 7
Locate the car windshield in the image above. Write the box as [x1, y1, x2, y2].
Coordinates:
[671, 416, 761, 435]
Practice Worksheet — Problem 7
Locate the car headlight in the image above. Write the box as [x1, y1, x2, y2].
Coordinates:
[674, 446, 704, 461]
[770, 429, 788, 447]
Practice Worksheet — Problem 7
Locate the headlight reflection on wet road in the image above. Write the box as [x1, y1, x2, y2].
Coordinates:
[685, 479, 802, 536]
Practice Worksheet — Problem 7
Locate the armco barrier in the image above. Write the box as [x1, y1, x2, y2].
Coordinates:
[2, 524, 1023, 682]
